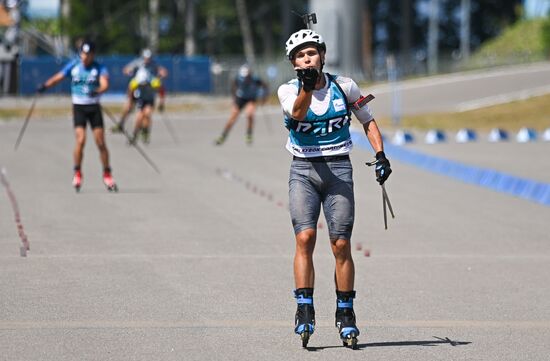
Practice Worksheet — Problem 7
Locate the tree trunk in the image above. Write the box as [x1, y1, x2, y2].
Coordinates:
[149, 0, 159, 52]
[235, 0, 255, 66]
[185, 0, 196, 56]
[460, 0, 471, 60]
[427, 0, 439, 74]
[261, 14, 274, 60]
[362, 2, 373, 81]
[176, 0, 185, 52]
[400, 0, 412, 74]
[60, 0, 70, 54]
[281, 0, 291, 42]
[206, 14, 216, 56]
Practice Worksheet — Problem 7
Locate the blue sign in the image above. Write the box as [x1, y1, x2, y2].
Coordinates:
[19, 55, 212, 95]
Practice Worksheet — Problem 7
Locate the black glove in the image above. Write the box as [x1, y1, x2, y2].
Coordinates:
[296, 68, 319, 92]
[158, 102, 165, 113]
[374, 151, 392, 185]
[36, 84, 47, 93]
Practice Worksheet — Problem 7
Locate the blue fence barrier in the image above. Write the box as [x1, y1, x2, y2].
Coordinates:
[19, 55, 212, 95]
[351, 131, 550, 207]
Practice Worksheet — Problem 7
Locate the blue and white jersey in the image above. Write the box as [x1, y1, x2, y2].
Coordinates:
[277, 73, 374, 158]
[61, 60, 108, 105]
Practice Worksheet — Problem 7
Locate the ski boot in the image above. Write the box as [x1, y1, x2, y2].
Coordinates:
[245, 133, 253, 146]
[72, 170, 82, 192]
[141, 127, 150, 144]
[335, 290, 360, 349]
[294, 288, 315, 348]
[128, 133, 138, 146]
[102, 169, 118, 192]
[214, 134, 226, 146]
[110, 122, 124, 133]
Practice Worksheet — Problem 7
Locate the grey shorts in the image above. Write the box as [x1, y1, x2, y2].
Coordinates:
[288, 157, 355, 241]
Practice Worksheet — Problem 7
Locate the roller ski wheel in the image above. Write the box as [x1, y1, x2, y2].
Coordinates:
[72, 171, 82, 193]
[103, 172, 118, 193]
[294, 288, 315, 348]
[295, 320, 315, 348]
[341, 331, 359, 349]
[110, 123, 124, 133]
[214, 135, 226, 146]
[106, 184, 118, 193]
[300, 327, 311, 348]
[335, 290, 360, 350]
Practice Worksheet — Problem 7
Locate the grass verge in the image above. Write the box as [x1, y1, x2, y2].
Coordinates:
[376, 93, 550, 131]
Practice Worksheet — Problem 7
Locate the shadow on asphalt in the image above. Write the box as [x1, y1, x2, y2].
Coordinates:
[304, 336, 471, 351]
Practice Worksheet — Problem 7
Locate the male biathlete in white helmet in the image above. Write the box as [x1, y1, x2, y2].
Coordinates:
[37, 40, 118, 192]
[114, 49, 168, 140]
[277, 29, 392, 348]
[214, 64, 268, 146]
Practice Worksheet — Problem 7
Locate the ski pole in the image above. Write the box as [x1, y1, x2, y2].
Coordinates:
[381, 183, 395, 230]
[14, 95, 38, 151]
[102, 106, 161, 174]
[0, 167, 30, 256]
[366, 158, 396, 230]
[160, 111, 179, 144]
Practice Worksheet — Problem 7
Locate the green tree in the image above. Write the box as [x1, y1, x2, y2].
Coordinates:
[543, 17, 550, 56]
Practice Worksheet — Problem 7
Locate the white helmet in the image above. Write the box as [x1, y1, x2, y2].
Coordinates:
[238, 64, 251, 77]
[142, 48, 152, 59]
[285, 29, 326, 60]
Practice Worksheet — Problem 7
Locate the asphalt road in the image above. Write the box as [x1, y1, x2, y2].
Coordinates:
[367, 61, 550, 116]
[1, 100, 549, 360]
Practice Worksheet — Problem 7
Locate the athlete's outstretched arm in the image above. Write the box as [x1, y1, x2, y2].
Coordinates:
[363, 120, 384, 153]
[42, 72, 65, 89]
[122, 59, 139, 76]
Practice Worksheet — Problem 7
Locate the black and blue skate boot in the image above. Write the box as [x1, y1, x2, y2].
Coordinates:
[335, 290, 360, 349]
[294, 288, 315, 348]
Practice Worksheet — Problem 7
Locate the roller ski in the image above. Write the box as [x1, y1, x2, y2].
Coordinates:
[127, 134, 137, 146]
[141, 127, 151, 144]
[72, 170, 82, 193]
[214, 134, 226, 146]
[294, 288, 315, 348]
[335, 290, 360, 349]
[102, 170, 118, 192]
[110, 122, 124, 133]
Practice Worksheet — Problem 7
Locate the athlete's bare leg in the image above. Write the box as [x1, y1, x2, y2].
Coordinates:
[141, 104, 153, 130]
[92, 127, 110, 169]
[294, 228, 317, 288]
[73, 126, 86, 168]
[215, 102, 241, 144]
[132, 108, 145, 142]
[116, 88, 134, 131]
[330, 238, 355, 291]
[244, 101, 256, 137]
